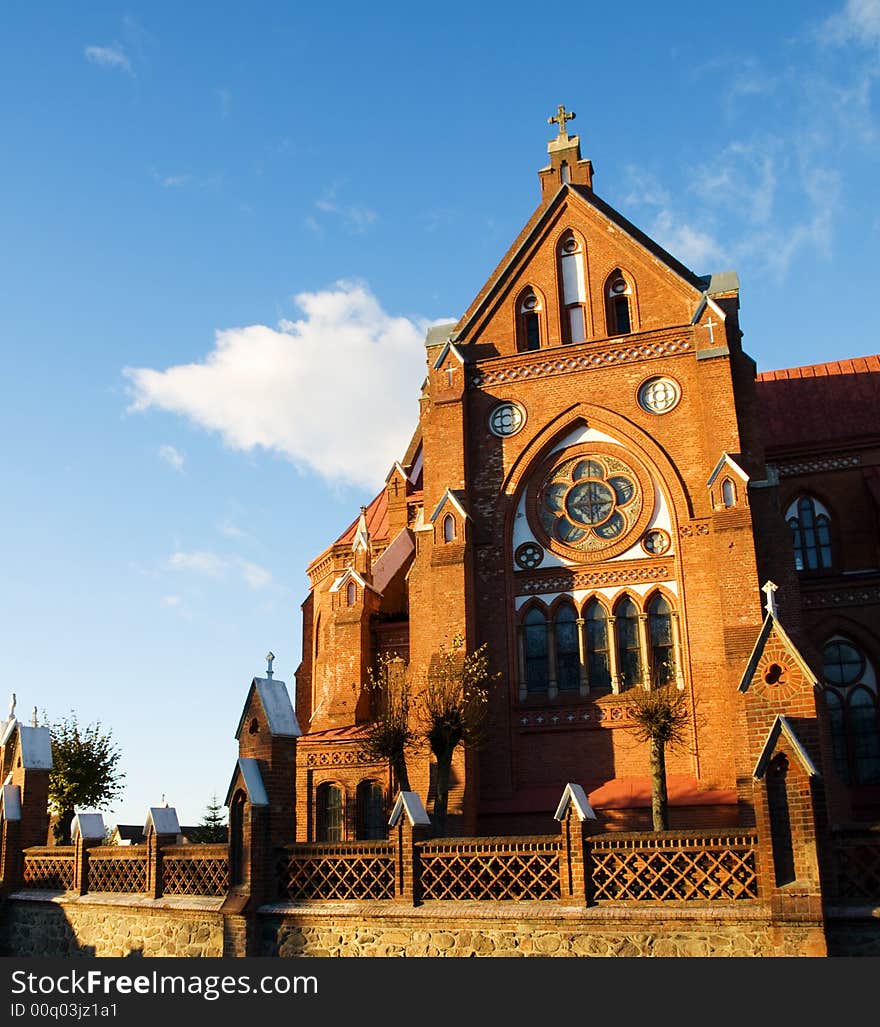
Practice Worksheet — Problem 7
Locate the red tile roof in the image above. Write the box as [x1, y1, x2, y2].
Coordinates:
[756, 353, 880, 454]
[335, 489, 389, 546]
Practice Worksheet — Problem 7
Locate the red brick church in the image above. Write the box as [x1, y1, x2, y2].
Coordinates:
[291, 107, 880, 843]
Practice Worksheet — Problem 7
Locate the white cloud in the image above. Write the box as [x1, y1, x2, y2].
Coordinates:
[84, 43, 133, 75]
[124, 282, 433, 490]
[167, 550, 273, 590]
[158, 444, 185, 472]
[823, 0, 880, 47]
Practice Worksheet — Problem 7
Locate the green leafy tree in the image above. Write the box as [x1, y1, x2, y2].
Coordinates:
[420, 634, 497, 837]
[190, 793, 228, 843]
[627, 676, 690, 832]
[359, 653, 414, 794]
[46, 712, 126, 844]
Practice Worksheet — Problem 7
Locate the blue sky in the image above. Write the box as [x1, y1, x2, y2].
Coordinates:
[1, 1, 878, 829]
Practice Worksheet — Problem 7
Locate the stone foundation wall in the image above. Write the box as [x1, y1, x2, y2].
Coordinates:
[1, 894, 852, 958]
[1, 893, 225, 958]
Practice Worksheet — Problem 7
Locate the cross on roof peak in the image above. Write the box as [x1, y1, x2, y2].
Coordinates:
[548, 104, 576, 138]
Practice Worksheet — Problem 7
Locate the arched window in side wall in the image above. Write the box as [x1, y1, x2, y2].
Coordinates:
[523, 606, 549, 693]
[316, 783, 344, 841]
[346, 581, 357, 606]
[356, 780, 386, 840]
[557, 232, 587, 344]
[721, 478, 736, 508]
[605, 270, 633, 336]
[516, 289, 542, 352]
[443, 513, 456, 543]
[554, 602, 580, 692]
[786, 496, 832, 571]
[647, 594, 676, 687]
[614, 595, 642, 690]
[822, 637, 880, 786]
[584, 599, 612, 693]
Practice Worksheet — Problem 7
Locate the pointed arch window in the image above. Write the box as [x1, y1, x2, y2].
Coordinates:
[356, 780, 386, 839]
[517, 289, 542, 352]
[721, 478, 736, 508]
[523, 606, 549, 693]
[316, 783, 344, 841]
[822, 637, 880, 786]
[443, 513, 456, 543]
[786, 496, 832, 571]
[647, 594, 675, 686]
[585, 599, 612, 693]
[614, 595, 642, 690]
[605, 271, 632, 336]
[557, 232, 587, 344]
[346, 581, 357, 606]
[554, 602, 580, 692]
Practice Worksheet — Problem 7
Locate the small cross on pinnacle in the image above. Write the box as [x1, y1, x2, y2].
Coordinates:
[266, 651, 275, 679]
[762, 581, 778, 619]
[548, 104, 576, 138]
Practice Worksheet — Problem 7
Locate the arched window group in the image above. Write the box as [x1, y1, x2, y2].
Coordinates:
[786, 495, 832, 572]
[315, 779, 388, 841]
[822, 636, 880, 787]
[514, 232, 638, 352]
[517, 592, 679, 700]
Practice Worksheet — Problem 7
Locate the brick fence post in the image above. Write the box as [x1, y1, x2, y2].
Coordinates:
[554, 782, 597, 906]
[0, 816, 23, 891]
[73, 836, 88, 895]
[388, 791, 431, 906]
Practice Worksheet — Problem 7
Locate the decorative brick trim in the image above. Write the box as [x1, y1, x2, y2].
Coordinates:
[515, 559, 673, 596]
[772, 455, 861, 478]
[470, 337, 691, 388]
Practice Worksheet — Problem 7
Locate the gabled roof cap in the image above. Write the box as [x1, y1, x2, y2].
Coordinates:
[234, 678, 301, 740]
[388, 791, 431, 827]
[553, 782, 597, 822]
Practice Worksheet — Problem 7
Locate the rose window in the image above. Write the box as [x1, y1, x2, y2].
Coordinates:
[528, 447, 652, 560]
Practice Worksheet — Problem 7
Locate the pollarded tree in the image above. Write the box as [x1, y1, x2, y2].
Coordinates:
[627, 675, 690, 832]
[359, 652, 414, 794]
[420, 634, 497, 837]
[46, 711, 126, 844]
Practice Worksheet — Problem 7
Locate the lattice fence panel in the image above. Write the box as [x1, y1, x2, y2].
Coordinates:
[87, 851, 148, 893]
[418, 837, 561, 901]
[831, 834, 880, 901]
[277, 843, 395, 901]
[590, 832, 759, 902]
[22, 849, 75, 891]
[162, 849, 229, 896]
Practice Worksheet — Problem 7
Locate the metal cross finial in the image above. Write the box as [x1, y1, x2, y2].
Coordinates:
[31, 707, 38, 728]
[762, 581, 779, 619]
[7, 693, 15, 719]
[266, 651, 275, 679]
[548, 104, 576, 137]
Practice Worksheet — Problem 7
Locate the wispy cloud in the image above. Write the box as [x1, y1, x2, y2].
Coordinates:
[124, 282, 434, 489]
[311, 186, 378, 234]
[84, 43, 133, 75]
[167, 550, 273, 590]
[158, 444, 185, 472]
[821, 0, 880, 48]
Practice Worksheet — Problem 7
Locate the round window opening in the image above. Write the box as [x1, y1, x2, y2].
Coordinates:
[529, 447, 652, 559]
[638, 377, 681, 414]
[489, 402, 526, 438]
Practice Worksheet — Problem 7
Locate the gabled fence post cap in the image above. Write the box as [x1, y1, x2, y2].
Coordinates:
[388, 790, 431, 827]
[71, 812, 106, 841]
[553, 782, 597, 822]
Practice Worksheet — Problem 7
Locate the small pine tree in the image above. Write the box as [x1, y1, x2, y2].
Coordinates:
[191, 794, 227, 843]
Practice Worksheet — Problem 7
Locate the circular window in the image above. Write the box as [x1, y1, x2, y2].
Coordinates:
[489, 402, 526, 438]
[641, 528, 671, 556]
[515, 542, 544, 570]
[638, 377, 681, 414]
[527, 445, 653, 560]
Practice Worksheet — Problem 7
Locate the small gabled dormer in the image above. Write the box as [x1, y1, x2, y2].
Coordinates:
[708, 452, 750, 512]
[431, 339, 466, 401]
[429, 489, 470, 549]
